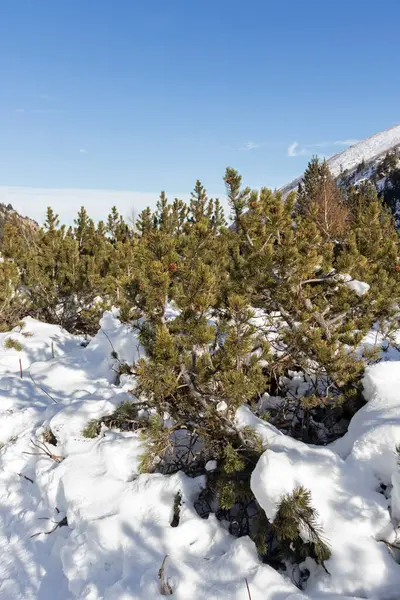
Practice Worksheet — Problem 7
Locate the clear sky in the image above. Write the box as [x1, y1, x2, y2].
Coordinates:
[0, 0, 399, 223]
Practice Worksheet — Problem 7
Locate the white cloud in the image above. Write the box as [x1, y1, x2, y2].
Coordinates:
[333, 139, 359, 146]
[79, 148, 88, 154]
[287, 142, 306, 157]
[32, 108, 65, 114]
[288, 138, 359, 157]
[242, 141, 261, 151]
[14, 108, 65, 115]
[308, 139, 359, 148]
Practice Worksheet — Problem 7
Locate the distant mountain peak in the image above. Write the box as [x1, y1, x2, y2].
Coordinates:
[280, 124, 400, 196]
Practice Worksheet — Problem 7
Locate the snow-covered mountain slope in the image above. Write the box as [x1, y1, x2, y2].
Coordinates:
[280, 124, 400, 196]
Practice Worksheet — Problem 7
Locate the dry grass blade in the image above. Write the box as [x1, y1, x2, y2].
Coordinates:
[158, 554, 173, 595]
[28, 372, 58, 404]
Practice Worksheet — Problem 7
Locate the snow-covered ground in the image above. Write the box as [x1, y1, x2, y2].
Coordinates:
[1, 312, 400, 599]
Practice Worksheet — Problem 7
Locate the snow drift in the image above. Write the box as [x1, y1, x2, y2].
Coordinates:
[0, 312, 400, 599]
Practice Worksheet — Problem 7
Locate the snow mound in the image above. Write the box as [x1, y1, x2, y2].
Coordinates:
[28, 310, 141, 403]
[0, 313, 302, 600]
[332, 362, 400, 483]
[245, 360, 400, 598]
[0, 317, 81, 377]
[1, 311, 400, 599]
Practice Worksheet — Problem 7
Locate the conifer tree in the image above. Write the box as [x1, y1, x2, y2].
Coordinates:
[123, 182, 267, 478]
[0, 254, 21, 330]
[382, 167, 400, 217]
[296, 157, 348, 241]
[378, 150, 398, 178]
[226, 165, 400, 400]
[1, 205, 132, 333]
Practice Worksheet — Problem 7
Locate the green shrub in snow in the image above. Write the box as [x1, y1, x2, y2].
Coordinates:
[4, 337, 23, 351]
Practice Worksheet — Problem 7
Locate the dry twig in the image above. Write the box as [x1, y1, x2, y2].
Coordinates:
[245, 578, 252, 600]
[23, 438, 63, 463]
[31, 515, 68, 538]
[17, 472, 34, 483]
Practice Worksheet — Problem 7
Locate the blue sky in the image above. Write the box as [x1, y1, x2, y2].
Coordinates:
[0, 0, 399, 222]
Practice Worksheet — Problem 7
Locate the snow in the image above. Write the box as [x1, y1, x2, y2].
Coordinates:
[1, 312, 400, 599]
[216, 400, 228, 412]
[280, 124, 400, 196]
[331, 362, 400, 484]
[205, 460, 218, 472]
[328, 124, 400, 177]
[344, 279, 370, 296]
[335, 273, 372, 296]
[246, 359, 400, 598]
[0, 313, 302, 600]
[0, 317, 81, 377]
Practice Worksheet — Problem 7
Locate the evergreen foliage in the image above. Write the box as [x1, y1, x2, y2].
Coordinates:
[82, 401, 146, 438]
[274, 486, 331, 563]
[0, 254, 21, 331]
[3, 336, 23, 351]
[0, 160, 399, 574]
[226, 166, 400, 403]
[1, 205, 137, 333]
[382, 167, 400, 217]
[378, 149, 398, 178]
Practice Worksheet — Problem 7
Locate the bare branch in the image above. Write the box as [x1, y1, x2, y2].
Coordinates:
[31, 515, 68, 539]
[245, 578, 253, 600]
[23, 439, 63, 463]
